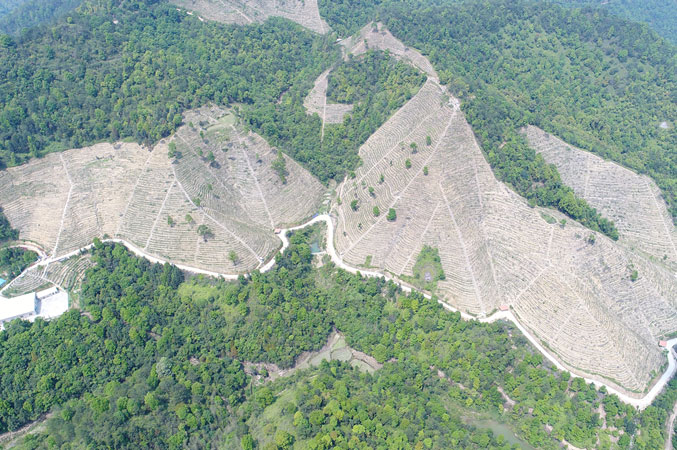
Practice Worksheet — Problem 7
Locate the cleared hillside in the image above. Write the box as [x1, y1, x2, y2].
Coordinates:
[525, 125, 677, 270]
[0, 107, 324, 275]
[334, 39, 677, 395]
[170, 0, 329, 34]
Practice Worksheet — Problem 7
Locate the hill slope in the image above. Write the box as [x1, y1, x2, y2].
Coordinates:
[0, 106, 324, 274]
[333, 30, 677, 395]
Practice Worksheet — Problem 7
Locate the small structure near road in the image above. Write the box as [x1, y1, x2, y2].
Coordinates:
[499, 304, 510, 312]
[659, 340, 668, 348]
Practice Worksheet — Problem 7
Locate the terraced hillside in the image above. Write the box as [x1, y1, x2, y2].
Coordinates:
[334, 33, 677, 395]
[0, 106, 324, 275]
[340, 22, 438, 80]
[525, 126, 677, 271]
[171, 0, 329, 34]
[304, 69, 354, 130]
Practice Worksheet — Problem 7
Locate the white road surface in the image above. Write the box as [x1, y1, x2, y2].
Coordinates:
[1, 213, 675, 410]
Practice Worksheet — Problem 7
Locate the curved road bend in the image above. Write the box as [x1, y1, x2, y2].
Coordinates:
[3, 213, 676, 410]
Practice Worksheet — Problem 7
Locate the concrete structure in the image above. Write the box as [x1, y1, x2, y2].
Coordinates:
[0, 286, 69, 327]
[0, 292, 37, 323]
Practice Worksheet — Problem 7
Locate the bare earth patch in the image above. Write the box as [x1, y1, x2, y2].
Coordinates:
[524, 125, 677, 270]
[303, 69, 354, 133]
[170, 0, 329, 34]
[333, 28, 677, 396]
[0, 106, 324, 276]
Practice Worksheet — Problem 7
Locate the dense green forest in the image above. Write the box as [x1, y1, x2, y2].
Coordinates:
[0, 0, 82, 35]
[0, 0, 332, 168]
[0, 0, 427, 184]
[0, 229, 673, 449]
[319, 0, 676, 227]
[0, 208, 18, 243]
[0, 247, 36, 279]
[243, 50, 425, 182]
[550, 0, 677, 43]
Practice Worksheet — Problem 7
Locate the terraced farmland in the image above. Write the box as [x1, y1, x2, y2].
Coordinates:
[170, 0, 329, 34]
[525, 125, 677, 270]
[0, 106, 324, 275]
[333, 36, 677, 394]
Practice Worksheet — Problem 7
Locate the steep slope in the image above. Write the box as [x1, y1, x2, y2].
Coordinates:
[170, 0, 329, 34]
[525, 125, 677, 270]
[334, 30, 677, 395]
[303, 69, 354, 128]
[340, 22, 438, 80]
[0, 106, 324, 274]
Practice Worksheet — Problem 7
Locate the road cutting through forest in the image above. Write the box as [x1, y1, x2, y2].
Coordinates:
[2, 213, 675, 410]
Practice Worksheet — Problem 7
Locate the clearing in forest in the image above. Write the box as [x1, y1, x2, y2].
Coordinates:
[333, 28, 677, 397]
[0, 106, 324, 276]
[170, 0, 329, 34]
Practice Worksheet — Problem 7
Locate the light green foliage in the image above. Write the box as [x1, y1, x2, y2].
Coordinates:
[3, 230, 676, 449]
[0, 247, 37, 279]
[373, 205, 380, 217]
[409, 245, 445, 291]
[387, 208, 397, 221]
[271, 151, 288, 184]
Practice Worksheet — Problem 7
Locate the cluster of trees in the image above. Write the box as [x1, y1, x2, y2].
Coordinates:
[0, 207, 17, 242]
[325, 50, 424, 105]
[243, 50, 425, 182]
[0, 247, 36, 279]
[550, 0, 676, 43]
[0, 0, 332, 168]
[1, 227, 674, 448]
[322, 0, 676, 231]
[0, 0, 82, 35]
[385, 0, 675, 226]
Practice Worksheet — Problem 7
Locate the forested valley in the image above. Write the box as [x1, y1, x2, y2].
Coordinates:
[0, 228, 674, 449]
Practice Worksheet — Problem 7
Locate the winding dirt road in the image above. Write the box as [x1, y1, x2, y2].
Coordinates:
[2, 213, 675, 410]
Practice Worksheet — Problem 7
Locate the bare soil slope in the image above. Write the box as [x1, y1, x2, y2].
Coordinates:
[0, 106, 324, 274]
[171, 0, 329, 34]
[334, 35, 677, 395]
[525, 125, 677, 270]
[304, 69, 354, 128]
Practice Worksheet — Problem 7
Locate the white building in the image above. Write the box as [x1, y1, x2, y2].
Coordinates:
[0, 292, 38, 323]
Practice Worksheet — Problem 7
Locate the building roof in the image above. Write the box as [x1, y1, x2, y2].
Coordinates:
[659, 340, 668, 347]
[0, 278, 6, 286]
[499, 304, 510, 311]
[0, 292, 37, 322]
